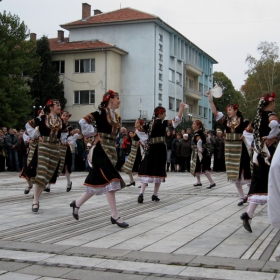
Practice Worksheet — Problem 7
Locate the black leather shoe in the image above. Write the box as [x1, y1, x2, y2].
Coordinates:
[238, 198, 245, 206]
[111, 216, 129, 228]
[207, 183, 216, 189]
[32, 203, 39, 212]
[240, 212, 252, 233]
[44, 187, 50, 192]
[138, 193, 144, 203]
[193, 183, 202, 186]
[138, 183, 148, 188]
[70, 200, 79, 220]
[66, 181, 72, 192]
[126, 181, 135, 187]
[151, 195, 160, 201]
[24, 187, 32, 194]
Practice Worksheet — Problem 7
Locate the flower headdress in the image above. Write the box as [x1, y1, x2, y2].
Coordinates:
[226, 103, 238, 111]
[154, 108, 166, 115]
[103, 90, 116, 101]
[46, 99, 60, 107]
[263, 92, 276, 102]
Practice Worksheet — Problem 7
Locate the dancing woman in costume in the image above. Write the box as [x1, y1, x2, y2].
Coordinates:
[240, 92, 279, 232]
[207, 91, 253, 205]
[122, 118, 148, 186]
[268, 135, 280, 229]
[21, 99, 66, 212]
[190, 120, 216, 189]
[70, 90, 128, 228]
[137, 102, 185, 203]
[59, 111, 79, 192]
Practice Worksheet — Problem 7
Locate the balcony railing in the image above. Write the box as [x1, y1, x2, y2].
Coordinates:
[184, 87, 202, 100]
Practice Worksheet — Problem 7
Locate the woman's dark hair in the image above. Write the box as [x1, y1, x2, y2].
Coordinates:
[98, 91, 119, 109]
[44, 99, 60, 114]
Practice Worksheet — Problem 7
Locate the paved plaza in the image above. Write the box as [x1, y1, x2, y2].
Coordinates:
[0, 170, 279, 280]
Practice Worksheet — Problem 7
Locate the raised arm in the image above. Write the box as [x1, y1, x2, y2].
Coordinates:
[206, 91, 217, 117]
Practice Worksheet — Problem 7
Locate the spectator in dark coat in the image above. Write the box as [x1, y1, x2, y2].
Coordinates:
[165, 130, 173, 172]
[178, 134, 192, 172]
[213, 130, 226, 172]
[5, 128, 20, 171]
[0, 130, 7, 172]
[115, 127, 127, 171]
[75, 134, 86, 171]
[171, 132, 182, 172]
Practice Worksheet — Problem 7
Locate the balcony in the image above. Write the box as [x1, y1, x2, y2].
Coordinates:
[184, 87, 202, 100]
[185, 62, 202, 76]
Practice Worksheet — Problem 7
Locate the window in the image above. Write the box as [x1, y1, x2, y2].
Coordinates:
[204, 85, 209, 94]
[159, 44, 163, 51]
[53, 61, 65, 74]
[169, 69, 175, 82]
[159, 64, 163, 71]
[176, 72, 182, 85]
[74, 90, 95, 104]
[159, 73, 163, 81]
[159, 54, 163, 61]
[188, 104, 193, 113]
[204, 108, 207, 118]
[209, 109, 212, 120]
[158, 103, 162, 106]
[199, 83, 203, 93]
[74, 59, 95, 73]
[158, 93, 162, 100]
[159, 83, 162, 91]
[176, 99, 181, 111]
[189, 78, 194, 89]
[169, 97, 175, 110]
[159, 34, 163, 42]
[199, 106, 202, 116]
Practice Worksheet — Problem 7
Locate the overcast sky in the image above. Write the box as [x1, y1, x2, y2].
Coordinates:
[2, 0, 280, 90]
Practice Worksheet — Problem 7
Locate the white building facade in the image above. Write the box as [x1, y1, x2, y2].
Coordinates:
[58, 4, 217, 129]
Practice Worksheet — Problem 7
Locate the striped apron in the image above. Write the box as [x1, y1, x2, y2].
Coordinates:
[224, 133, 242, 181]
[122, 140, 139, 174]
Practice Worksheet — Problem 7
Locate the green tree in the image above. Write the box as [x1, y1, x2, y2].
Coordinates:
[29, 36, 66, 110]
[242, 41, 280, 120]
[0, 11, 40, 128]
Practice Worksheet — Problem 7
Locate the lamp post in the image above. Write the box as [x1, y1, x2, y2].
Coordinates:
[188, 113, 193, 128]
[33, 106, 36, 119]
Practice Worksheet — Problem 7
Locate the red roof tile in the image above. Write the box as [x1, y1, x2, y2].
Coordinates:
[61, 8, 158, 28]
[49, 38, 126, 53]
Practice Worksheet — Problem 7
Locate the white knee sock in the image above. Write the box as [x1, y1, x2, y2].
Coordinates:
[66, 171, 71, 186]
[140, 182, 147, 194]
[196, 174, 201, 184]
[128, 173, 134, 183]
[205, 171, 214, 184]
[106, 191, 119, 219]
[153, 183, 160, 196]
[236, 184, 245, 199]
[75, 192, 94, 214]
[247, 203, 258, 218]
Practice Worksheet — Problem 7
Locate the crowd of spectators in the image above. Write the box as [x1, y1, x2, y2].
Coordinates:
[0, 126, 93, 173]
[0, 125, 226, 175]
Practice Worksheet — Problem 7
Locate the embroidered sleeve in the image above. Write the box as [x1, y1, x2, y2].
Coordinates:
[83, 113, 95, 124]
[79, 118, 96, 138]
[171, 116, 182, 128]
[25, 121, 40, 139]
[245, 122, 253, 133]
[215, 111, 226, 123]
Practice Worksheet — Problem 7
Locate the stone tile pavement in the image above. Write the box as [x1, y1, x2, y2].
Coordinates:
[0, 170, 279, 280]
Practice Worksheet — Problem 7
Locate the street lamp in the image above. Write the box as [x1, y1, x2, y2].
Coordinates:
[33, 106, 36, 119]
[188, 113, 193, 127]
